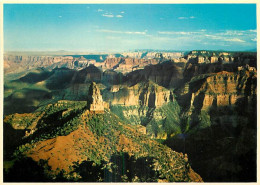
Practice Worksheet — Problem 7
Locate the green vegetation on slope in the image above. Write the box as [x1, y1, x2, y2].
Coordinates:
[4, 100, 202, 182]
[110, 101, 181, 139]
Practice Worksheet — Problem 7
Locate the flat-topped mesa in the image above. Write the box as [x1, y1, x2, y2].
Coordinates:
[87, 82, 108, 113]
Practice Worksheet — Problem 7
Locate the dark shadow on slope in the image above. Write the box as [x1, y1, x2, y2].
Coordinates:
[46, 68, 76, 90]
[73, 65, 102, 84]
[4, 123, 25, 160]
[124, 61, 183, 88]
[4, 88, 52, 115]
[72, 153, 159, 182]
[165, 98, 257, 182]
[17, 70, 53, 84]
[4, 157, 50, 182]
[5, 153, 160, 182]
[165, 122, 256, 182]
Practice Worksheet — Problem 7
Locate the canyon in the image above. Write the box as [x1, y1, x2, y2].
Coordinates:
[3, 50, 257, 182]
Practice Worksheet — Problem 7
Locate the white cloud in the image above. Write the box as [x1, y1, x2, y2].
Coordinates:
[158, 30, 255, 42]
[178, 17, 188, 19]
[98, 29, 147, 35]
[102, 14, 114, 18]
[102, 14, 123, 18]
[217, 30, 245, 36]
[58, 16, 62, 18]
[251, 38, 257, 42]
[100, 10, 123, 18]
[121, 11, 125, 14]
[158, 31, 202, 35]
[223, 38, 246, 42]
[204, 34, 223, 40]
[125, 31, 146, 35]
[178, 16, 195, 20]
[204, 34, 248, 43]
[157, 29, 256, 46]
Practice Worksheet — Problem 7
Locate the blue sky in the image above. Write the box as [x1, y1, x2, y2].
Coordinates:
[4, 4, 257, 52]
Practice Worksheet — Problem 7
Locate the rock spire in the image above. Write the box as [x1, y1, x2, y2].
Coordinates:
[87, 82, 105, 113]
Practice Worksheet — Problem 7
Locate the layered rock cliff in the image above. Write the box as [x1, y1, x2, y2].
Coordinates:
[103, 81, 181, 139]
[4, 55, 75, 74]
[168, 65, 257, 182]
[182, 51, 257, 82]
[183, 50, 256, 65]
[179, 68, 256, 115]
[3, 50, 257, 182]
[87, 82, 108, 113]
[104, 81, 173, 107]
[4, 55, 161, 75]
[101, 57, 159, 74]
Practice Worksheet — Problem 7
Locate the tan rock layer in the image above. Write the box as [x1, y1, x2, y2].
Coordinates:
[107, 82, 173, 108]
[187, 71, 256, 111]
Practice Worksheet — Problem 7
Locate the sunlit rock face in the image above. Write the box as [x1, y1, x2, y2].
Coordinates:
[181, 70, 256, 112]
[87, 82, 108, 113]
[104, 81, 173, 107]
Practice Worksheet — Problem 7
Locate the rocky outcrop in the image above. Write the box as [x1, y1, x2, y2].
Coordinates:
[103, 81, 180, 140]
[197, 56, 205, 63]
[184, 50, 255, 65]
[101, 57, 159, 74]
[4, 100, 202, 182]
[87, 82, 108, 113]
[104, 81, 173, 108]
[4, 54, 162, 75]
[179, 68, 257, 113]
[210, 56, 218, 63]
[172, 63, 257, 182]
[122, 51, 143, 58]
[102, 57, 122, 69]
[121, 51, 184, 59]
[4, 55, 75, 73]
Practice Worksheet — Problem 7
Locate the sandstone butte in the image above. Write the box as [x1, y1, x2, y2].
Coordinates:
[87, 82, 109, 113]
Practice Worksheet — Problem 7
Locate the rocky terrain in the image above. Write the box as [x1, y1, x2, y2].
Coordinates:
[3, 50, 257, 182]
[167, 59, 257, 181]
[4, 83, 202, 182]
[4, 51, 184, 75]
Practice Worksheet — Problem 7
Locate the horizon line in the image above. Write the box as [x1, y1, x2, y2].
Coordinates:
[4, 48, 257, 53]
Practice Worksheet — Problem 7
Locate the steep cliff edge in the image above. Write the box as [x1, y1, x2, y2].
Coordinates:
[104, 80, 173, 107]
[168, 65, 257, 181]
[103, 81, 181, 139]
[182, 51, 257, 82]
[177, 68, 256, 121]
